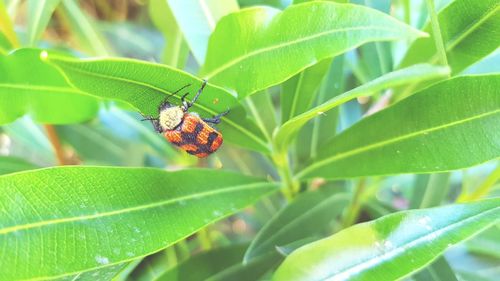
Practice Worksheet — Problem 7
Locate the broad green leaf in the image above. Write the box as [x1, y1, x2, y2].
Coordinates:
[0, 1, 18, 48]
[273, 198, 500, 281]
[159, 243, 281, 281]
[58, 0, 109, 56]
[244, 191, 350, 263]
[274, 64, 450, 153]
[0, 49, 100, 125]
[399, 0, 500, 75]
[201, 2, 426, 97]
[297, 74, 500, 179]
[0, 156, 38, 175]
[281, 59, 332, 123]
[0, 167, 278, 280]
[167, 0, 239, 64]
[149, 0, 189, 68]
[27, 0, 61, 45]
[45, 53, 270, 153]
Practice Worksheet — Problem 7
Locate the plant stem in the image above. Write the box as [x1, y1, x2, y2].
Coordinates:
[342, 178, 367, 228]
[44, 124, 66, 165]
[272, 151, 299, 200]
[166, 246, 178, 268]
[175, 240, 190, 260]
[425, 0, 449, 67]
[198, 228, 212, 250]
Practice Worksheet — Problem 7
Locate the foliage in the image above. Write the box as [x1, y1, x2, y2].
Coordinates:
[0, 0, 498, 280]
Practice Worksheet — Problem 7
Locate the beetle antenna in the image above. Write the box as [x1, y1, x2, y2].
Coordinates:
[164, 83, 192, 103]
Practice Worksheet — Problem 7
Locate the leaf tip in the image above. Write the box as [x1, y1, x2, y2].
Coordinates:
[416, 29, 429, 38]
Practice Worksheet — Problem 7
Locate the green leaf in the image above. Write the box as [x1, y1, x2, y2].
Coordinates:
[45, 52, 270, 153]
[0, 31, 12, 54]
[308, 56, 345, 160]
[412, 257, 458, 281]
[245, 90, 277, 140]
[298, 74, 500, 179]
[0, 0, 19, 48]
[167, 0, 239, 64]
[281, 59, 332, 123]
[58, 0, 109, 56]
[274, 64, 450, 153]
[56, 263, 129, 281]
[149, 0, 189, 68]
[151, 243, 282, 281]
[273, 198, 500, 281]
[27, 0, 61, 45]
[0, 166, 278, 280]
[466, 224, 500, 259]
[244, 191, 350, 263]
[0, 49, 100, 125]
[0, 156, 38, 175]
[201, 2, 426, 97]
[399, 0, 500, 75]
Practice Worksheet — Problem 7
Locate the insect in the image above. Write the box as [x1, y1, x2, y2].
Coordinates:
[142, 80, 229, 158]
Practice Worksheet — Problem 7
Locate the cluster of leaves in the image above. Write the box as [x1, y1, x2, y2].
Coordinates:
[0, 0, 499, 280]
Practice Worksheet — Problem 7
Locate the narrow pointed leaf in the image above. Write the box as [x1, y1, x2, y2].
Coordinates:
[281, 59, 332, 123]
[273, 198, 500, 281]
[399, 0, 500, 75]
[201, 2, 426, 97]
[149, 0, 189, 68]
[45, 53, 270, 153]
[274, 64, 450, 153]
[27, 0, 61, 45]
[0, 49, 100, 125]
[0, 1, 19, 48]
[58, 0, 109, 56]
[167, 0, 239, 64]
[244, 191, 350, 263]
[412, 257, 458, 281]
[0, 167, 278, 280]
[298, 74, 500, 179]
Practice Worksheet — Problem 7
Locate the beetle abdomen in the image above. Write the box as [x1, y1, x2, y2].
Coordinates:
[164, 114, 223, 158]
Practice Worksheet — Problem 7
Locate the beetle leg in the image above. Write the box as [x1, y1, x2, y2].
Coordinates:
[141, 115, 163, 133]
[202, 109, 230, 124]
[183, 80, 207, 110]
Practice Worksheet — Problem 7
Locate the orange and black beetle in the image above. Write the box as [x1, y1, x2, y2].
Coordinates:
[142, 80, 228, 158]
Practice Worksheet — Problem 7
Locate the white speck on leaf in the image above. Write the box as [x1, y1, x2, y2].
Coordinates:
[95, 255, 109, 265]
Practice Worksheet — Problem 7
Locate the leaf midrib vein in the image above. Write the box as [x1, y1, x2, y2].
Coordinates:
[0, 182, 270, 235]
[0, 84, 81, 93]
[298, 108, 500, 178]
[204, 26, 403, 79]
[324, 205, 500, 281]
